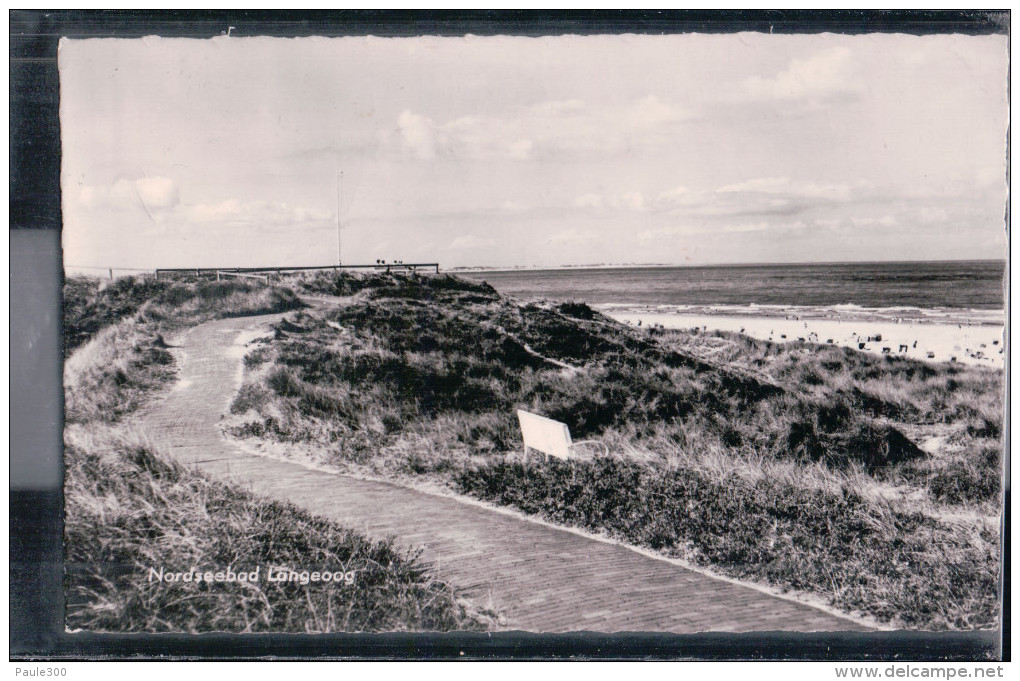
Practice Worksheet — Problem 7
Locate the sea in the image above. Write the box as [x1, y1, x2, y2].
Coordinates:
[458, 260, 1006, 325]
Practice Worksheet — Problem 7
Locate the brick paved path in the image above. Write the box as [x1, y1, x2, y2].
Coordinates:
[138, 312, 872, 633]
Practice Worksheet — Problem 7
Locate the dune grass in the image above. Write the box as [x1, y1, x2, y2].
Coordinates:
[64, 427, 488, 633]
[63, 276, 305, 425]
[62, 274, 305, 355]
[224, 270, 1003, 629]
[63, 274, 493, 632]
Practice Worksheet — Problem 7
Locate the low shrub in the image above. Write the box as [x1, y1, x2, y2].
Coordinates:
[456, 456, 1000, 629]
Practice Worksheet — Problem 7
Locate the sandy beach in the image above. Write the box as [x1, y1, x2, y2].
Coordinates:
[600, 306, 1005, 368]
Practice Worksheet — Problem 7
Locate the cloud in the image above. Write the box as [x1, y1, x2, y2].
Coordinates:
[578, 178, 856, 220]
[449, 234, 498, 250]
[396, 110, 437, 160]
[530, 99, 586, 116]
[79, 176, 180, 212]
[548, 227, 597, 245]
[658, 177, 860, 218]
[500, 200, 527, 213]
[916, 207, 950, 224]
[627, 95, 684, 127]
[390, 95, 686, 161]
[77, 178, 331, 233]
[638, 220, 774, 242]
[574, 191, 646, 211]
[135, 177, 180, 209]
[507, 138, 534, 160]
[656, 186, 689, 204]
[715, 177, 852, 200]
[611, 192, 645, 211]
[743, 47, 859, 103]
[394, 109, 533, 161]
[851, 215, 898, 227]
[177, 199, 332, 230]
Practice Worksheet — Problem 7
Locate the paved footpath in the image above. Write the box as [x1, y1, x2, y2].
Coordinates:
[138, 311, 872, 633]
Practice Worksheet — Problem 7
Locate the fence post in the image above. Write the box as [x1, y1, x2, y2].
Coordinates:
[108, 268, 113, 279]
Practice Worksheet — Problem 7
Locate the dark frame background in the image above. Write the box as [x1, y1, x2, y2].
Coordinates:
[10, 9, 1009, 660]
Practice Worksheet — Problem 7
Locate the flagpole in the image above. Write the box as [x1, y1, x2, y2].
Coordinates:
[336, 170, 343, 266]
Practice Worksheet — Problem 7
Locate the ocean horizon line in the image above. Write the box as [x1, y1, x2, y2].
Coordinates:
[452, 258, 1006, 274]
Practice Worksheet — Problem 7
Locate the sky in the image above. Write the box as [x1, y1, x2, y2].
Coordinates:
[59, 32, 1008, 270]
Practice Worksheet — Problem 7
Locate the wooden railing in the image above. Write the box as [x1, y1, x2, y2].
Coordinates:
[216, 271, 269, 282]
[154, 263, 440, 278]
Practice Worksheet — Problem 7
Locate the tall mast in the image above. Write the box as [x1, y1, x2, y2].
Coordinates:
[336, 170, 343, 265]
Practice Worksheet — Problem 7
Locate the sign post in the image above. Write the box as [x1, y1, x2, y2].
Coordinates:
[516, 409, 572, 462]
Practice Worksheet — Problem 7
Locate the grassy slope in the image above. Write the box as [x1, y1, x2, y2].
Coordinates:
[226, 271, 1003, 630]
[64, 275, 491, 632]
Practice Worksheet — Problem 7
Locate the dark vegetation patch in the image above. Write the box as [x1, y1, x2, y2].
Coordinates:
[656, 327, 1003, 503]
[298, 269, 498, 300]
[250, 272, 926, 472]
[63, 274, 305, 354]
[556, 301, 597, 320]
[63, 276, 171, 353]
[456, 458, 999, 630]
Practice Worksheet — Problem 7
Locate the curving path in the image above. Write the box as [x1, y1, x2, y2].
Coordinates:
[138, 311, 872, 633]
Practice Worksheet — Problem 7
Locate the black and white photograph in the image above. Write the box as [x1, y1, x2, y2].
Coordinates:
[55, 22, 1007, 639]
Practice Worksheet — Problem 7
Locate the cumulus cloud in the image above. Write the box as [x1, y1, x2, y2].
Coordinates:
[394, 109, 533, 161]
[396, 110, 437, 160]
[611, 192, 646, 211]
[77, 178, 331, 233]
[627, 95, 683, 127]
[743, 47, 859, 103]
[134, 177, 180, 209]
[507, 138, 534, 160]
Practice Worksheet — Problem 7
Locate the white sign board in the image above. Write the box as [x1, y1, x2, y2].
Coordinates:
[517, 409, 572, 460]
